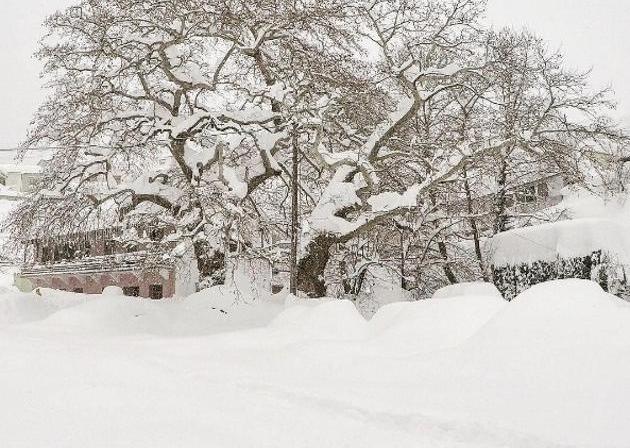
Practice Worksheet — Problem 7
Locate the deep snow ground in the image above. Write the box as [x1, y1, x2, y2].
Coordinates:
[1, 280, 629, 448]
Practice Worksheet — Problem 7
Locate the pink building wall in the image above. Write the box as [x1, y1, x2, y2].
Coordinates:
[26, 268, 176, 299]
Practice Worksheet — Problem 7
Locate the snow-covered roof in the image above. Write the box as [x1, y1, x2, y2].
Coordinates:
[471, 172, 563, 200]
[490, 218, 630, 267]
[0, 185, 22, 199]
[0, 148, 52, 175]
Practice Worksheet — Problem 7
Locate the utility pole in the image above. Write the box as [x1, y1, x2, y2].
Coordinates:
[289, 129, 300, 295]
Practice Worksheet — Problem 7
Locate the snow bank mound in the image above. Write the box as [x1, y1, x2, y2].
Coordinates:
[270, 299, 368, 341]
[32, 286, 285, 336]
[2, 278, 630, 447]
[432, 282, 502, 299]
[0, 293, 59, 327]
[471, 279, 630, 348]
[269, 292, 505, 351]
[102, 286, 124, 296]
[447, 279, 630, 447]
[0, 290, 86, 328]
[368, 294, 505, 353]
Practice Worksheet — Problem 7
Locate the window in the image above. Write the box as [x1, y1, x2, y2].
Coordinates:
[149, 284, 163, 300]
[104, 240, 116, 255]
[40, 246, 50, 263]
[22, 174, 40, 192]
[53, 246, 62, 262]
[516, 185, 536, 203]
[123, 286, 140, 297]
[83, 241, 91, 257]
[63, 242, 76, 260]
[69, 6, 82, 18]
[148, 227, 164, 241]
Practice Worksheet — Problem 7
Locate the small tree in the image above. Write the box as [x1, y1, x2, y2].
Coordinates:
[480, 29, 625, 234]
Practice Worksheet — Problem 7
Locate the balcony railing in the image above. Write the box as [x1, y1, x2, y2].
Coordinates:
[21, 253, 173, 277]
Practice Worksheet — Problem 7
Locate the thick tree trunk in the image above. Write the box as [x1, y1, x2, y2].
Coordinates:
[297, 234, 338, 298]
[438, 240, 458, 284]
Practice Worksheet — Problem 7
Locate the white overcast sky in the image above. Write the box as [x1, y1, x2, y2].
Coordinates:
[0, 0, 629, 148]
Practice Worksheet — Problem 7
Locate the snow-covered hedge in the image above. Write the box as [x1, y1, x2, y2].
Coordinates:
[491, 219, 630, 301]
[492, 250, 616, 301]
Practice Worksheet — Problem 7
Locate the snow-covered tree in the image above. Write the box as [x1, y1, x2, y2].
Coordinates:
[300, 21, 629, 298]
[11, 0, 359, 284]
[479, 29, 625, 233]
[10, 0, 628, 299]
[294, 0, 506, 296]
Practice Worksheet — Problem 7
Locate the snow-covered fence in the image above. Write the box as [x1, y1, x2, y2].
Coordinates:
[490, 219, 630, 301]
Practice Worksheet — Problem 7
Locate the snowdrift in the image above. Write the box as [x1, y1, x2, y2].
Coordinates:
[432, 281, 502, 299]
[419, 279, 630, 447]
[470, 278, 630, 348]
[268, 289, 506, 353]
[368, 294, 505, 353]
[2, 286, 284, 336]
[0, 288, 86, 328]
[270, 299, 368, 341]
[1, 279, 629, 447]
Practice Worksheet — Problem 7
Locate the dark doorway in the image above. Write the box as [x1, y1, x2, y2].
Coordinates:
[123, 286, 140, 297]
[149, 284, 163, 300]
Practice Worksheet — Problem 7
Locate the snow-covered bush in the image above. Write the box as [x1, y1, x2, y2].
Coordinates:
[491, 219, 630, 301]
[492, 251, 616, 301]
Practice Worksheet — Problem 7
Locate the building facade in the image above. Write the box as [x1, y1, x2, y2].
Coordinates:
[0, 148, 50, 199]
[17, 228, 179, 299]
